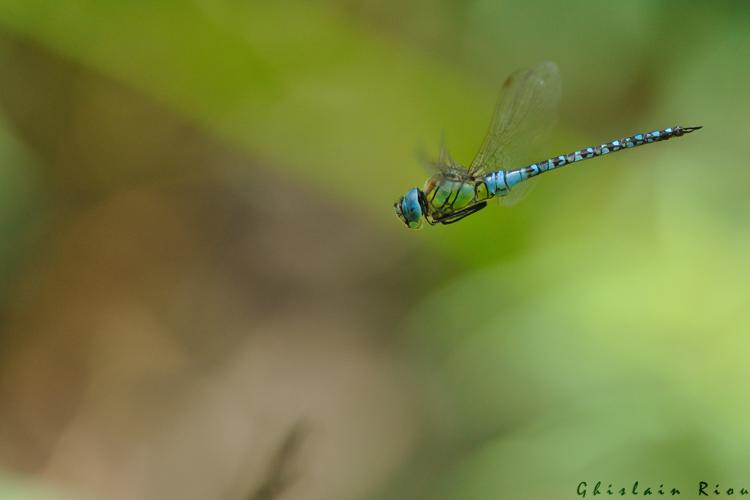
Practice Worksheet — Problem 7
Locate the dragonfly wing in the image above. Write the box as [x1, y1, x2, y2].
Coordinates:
[437, 131, 455, 168]
[469, 61, 561, 177]
[418, 132, 474, 181]
[496, 176, 538, 206]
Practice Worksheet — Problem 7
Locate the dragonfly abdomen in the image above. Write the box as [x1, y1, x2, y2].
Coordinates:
[483, 170, 511, 198]
[502, 125, 702, 188]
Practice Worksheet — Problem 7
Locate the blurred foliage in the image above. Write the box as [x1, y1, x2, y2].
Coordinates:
[0, 1, 749, 500]
[0, 475, 68, 500]
[0, 113, 39, 303]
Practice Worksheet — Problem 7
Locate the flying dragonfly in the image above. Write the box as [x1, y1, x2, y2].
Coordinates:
[393, 62, 702, 229]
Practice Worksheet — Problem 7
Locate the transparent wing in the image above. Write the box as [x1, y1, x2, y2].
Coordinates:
[497, 177, 536, 206]
[469, 61, 561, 177]
[418, 132, 473, 181]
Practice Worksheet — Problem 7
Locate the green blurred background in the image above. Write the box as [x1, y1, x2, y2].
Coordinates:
[0, 1, 748, 499]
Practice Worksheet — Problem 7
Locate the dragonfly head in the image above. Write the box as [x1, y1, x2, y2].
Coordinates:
[394, 187, 427, 229]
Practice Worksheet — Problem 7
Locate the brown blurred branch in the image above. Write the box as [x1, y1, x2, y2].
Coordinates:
[245, 422, 308, 500]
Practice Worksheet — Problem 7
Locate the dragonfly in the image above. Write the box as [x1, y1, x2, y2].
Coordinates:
[393, 62, 702, 229]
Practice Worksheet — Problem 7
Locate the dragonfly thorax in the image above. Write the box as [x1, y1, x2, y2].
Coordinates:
[423, 174, 490, 218]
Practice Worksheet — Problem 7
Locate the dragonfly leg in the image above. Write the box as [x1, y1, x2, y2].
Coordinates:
[424, 214, 439, 225]
[436, 202, 487, 225]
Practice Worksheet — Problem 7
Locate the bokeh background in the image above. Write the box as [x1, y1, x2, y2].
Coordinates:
[0, 1, 748, 499]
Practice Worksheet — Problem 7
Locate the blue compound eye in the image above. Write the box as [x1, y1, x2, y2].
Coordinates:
[396, 188, 424, 229]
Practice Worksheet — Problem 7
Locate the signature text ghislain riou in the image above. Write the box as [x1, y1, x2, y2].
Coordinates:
[577, 481, 750, 497]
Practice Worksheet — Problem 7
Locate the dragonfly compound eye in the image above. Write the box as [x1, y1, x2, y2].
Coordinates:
[394, 188, 424, 229]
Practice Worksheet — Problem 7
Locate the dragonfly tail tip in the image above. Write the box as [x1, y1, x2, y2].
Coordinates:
[682, 125, 703, 133]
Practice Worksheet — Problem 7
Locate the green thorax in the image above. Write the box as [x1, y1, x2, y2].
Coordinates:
[423, 174, 491, 217]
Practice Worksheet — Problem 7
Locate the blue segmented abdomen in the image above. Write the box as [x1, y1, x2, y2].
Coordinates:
[487, 125, 701, 193]
[483, 170, 510, 197]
